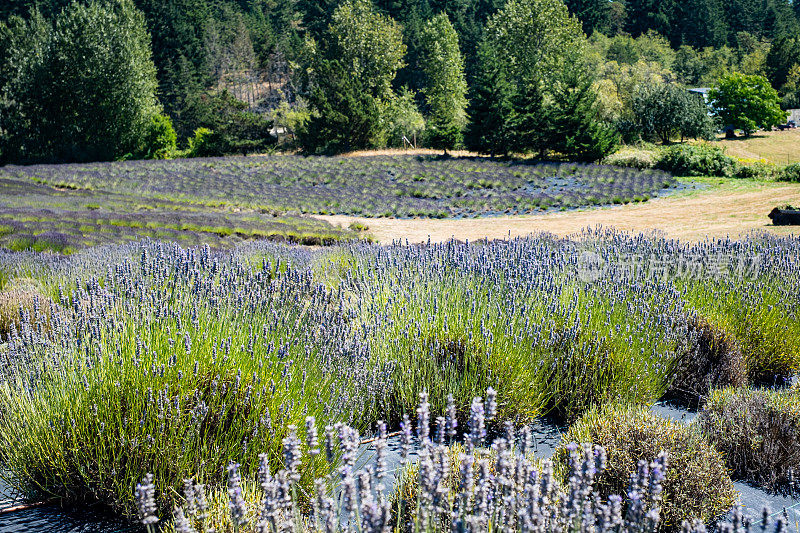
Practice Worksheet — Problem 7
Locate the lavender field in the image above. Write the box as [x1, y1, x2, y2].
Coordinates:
[0, 230, 799, 531]
[0, 155, 676, 252]
[0, 172, 359, 254]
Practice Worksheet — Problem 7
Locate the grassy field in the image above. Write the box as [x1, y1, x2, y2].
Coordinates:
[708, 129, 800, 165]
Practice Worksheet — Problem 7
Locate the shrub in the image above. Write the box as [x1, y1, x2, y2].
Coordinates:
[377, 88, 426, 148]
[656, 144, 738, 177]
[182, 91, 276, 156]
[669, 315, 747, 403]
[698, 386, 800, 488]
[555, 403, 736, 529]
[187, 127, 214, 157]
[681, 281, 800, 382]
[603, 148, 658, 169]
[732, 161, 779, 181]
[779, 163, 800, 183]
[139, 114, 177, 160]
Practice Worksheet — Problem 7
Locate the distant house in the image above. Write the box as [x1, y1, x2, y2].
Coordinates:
[687, 87, 711, 104]
[789, 109, 800, 124]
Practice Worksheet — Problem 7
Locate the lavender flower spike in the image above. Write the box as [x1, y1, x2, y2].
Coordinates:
[227, 462, 249, 527]
[305, 416, 320, 456]
[486, 387, 498, 421]
[173, 506, 197, 533]
[417, 391, 431, 443]
[401, 413, 413, 459]
[135, 473, 159, 528]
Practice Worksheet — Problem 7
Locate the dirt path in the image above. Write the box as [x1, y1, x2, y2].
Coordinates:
[315, 181, 800, 243]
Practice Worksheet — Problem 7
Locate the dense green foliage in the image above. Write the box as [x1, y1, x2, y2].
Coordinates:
[781, 163, 800, 183]
[557, 403, 737, 528]
[466, 0, 617, 160]
[628, 82, 716, 143]
[709, 73, 788, 136]
[419, 13, 468, 151]
[656, 144, 738, 176]
[141, 114, 178, 160]
[0, 0, 161, 163]
[181, 91, 276, 156]
[328, 0, 406, 101]
[1, 0, 800, 162]
[299, 59, 383, 154]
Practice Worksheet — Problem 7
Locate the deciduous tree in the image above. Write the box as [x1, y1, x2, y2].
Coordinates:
[0, 0, 162, 163]
[419, 13, 468, 151]
[709, 72, 787, 136]
[327, 0, 405, 100]
[630, 82, 715, 143]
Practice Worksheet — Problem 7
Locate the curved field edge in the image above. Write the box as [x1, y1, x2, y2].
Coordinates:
[314, 178, 800, 244]
[0, 155, 676, 218]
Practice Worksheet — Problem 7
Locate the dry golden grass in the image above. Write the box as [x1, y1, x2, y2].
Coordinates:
[314, 179, 800, 244]
[708, 129, 800, 165]
[340, 147, 481, 158]
[0, 279, 49, 339]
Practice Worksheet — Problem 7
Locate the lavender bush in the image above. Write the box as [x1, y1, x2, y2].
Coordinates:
[0, 230, 798, 522]
[0, 242, 392, 513]
[147, 393, 786, 533]
[556, 403, 737, 527]
[699, 386, 800, 489]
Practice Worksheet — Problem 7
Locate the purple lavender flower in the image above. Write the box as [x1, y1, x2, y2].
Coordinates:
[486, 387, 497, 421]
[446, 394, 458, 442]
[135, 473, 159, 528]
[324, 425, 336, 464]
[283, 425, 303, 483]
[227, 462, 249, 527]
[417, 391, 430, 443]
[305, 416, 320, 456]
[400, 413, 413, 459]
[374, 420, 388, 484]
[468, 397, 486, 450]
[173, 506, 197, 533]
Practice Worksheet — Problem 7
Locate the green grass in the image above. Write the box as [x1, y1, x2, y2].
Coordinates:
[708, 129, 800, 166]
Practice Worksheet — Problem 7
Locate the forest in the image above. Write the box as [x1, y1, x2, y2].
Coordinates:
[0, 0, 799, 162]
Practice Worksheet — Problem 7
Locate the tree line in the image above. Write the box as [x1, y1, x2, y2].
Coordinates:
[0, 0, 798, 164]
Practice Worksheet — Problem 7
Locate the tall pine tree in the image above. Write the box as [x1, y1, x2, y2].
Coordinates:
[464, 41, 513, 156]
[299, 58, 381, 154]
